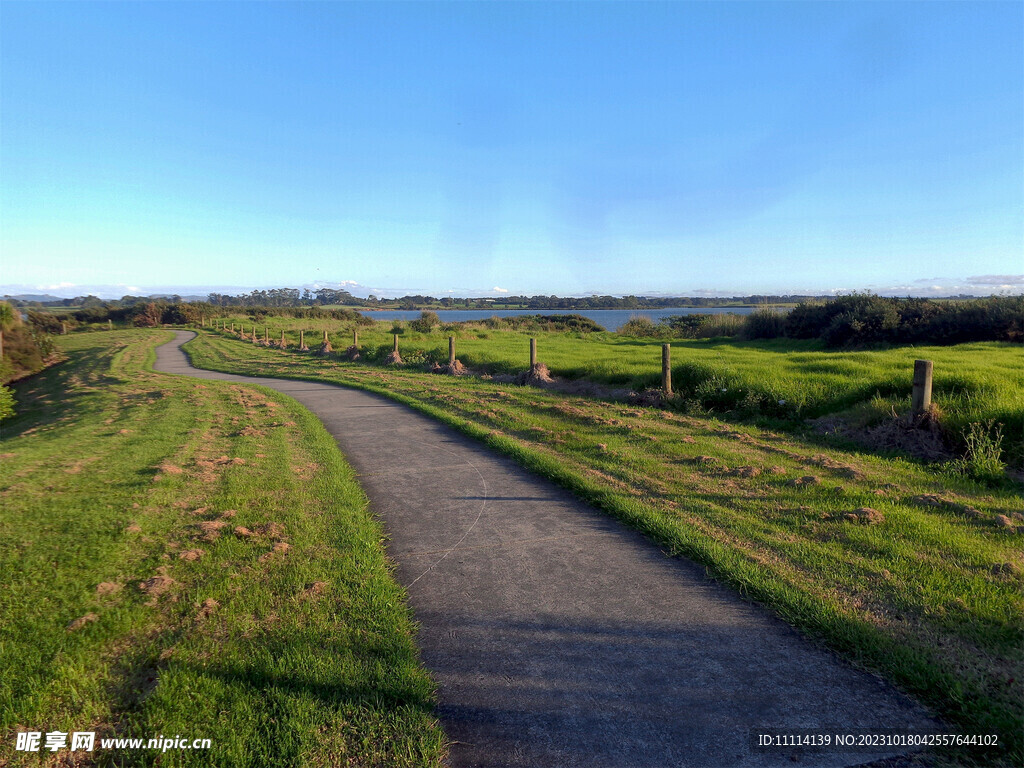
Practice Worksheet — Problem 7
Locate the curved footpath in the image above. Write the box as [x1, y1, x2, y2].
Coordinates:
[156, 332, 935, 768]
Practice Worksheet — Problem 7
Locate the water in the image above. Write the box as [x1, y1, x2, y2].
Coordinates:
[357, 307, 760, 332]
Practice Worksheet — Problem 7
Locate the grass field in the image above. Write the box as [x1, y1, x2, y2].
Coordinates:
[207, 315, 1024, 466]
[185, 328, 1023, 766]
[0, 331, 445, 767]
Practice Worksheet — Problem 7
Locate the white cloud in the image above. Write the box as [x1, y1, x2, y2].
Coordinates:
[41, 281, 76, 290]
[967, 274, 1024, 286]
[492, 286, 509, 293]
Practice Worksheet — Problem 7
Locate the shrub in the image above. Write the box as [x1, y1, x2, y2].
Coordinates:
[0, 385, 14, 420]
[132, 303, 164, 327]
[741, 307, 787, 339]
[0, 301, 18, 330]
[28, 311, 65, 335]
[617, 316, 661, 337]
[410, 311, 440, 333]
[660, 313, 745, 339]
[786, 294, 1024, 347]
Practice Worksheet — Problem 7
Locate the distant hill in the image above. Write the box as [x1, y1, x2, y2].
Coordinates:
[2, 294, 65, 303]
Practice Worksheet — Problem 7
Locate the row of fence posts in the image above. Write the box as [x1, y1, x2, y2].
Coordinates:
[203, 318, 934, 414]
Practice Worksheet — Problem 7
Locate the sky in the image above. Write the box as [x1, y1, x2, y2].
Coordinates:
[2, 1, 1021, 299]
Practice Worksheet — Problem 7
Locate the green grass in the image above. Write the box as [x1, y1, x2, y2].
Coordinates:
[185, 328, 1024, 767]
[0, 331, 445, 767]
[208, 316, 1024, 465]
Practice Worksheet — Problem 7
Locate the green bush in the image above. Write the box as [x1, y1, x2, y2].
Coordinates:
[617, 316, 661, 337]
[785, 294, 1024, 347]
[0, 384, 14, 420]
[409, 311, 440, 333]
[740, 306, 787, 339]
[660, 313, 745, 339]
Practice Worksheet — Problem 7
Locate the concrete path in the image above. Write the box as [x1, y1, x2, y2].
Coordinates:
[156, 332, 935, 767]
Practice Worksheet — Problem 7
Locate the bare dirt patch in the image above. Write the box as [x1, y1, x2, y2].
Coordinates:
[178, 549, 205, 561]
[96, 582, 122, 596]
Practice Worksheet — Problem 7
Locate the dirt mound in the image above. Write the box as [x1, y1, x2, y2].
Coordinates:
[178, 548, 205, 561]
[805, 454, 864, 480]
[726, 466, 762, 478]
[786, 475, 821, 487]
[315, 341, 333, 356]
[843, 507, 885, 525]
[138, 575, 175, 596]
[96, 582, 122, 596]
[304, 581, 329, 597]
[909, 494, 984, 518]
[67, 613, 98, 632]
[254, 522, 285, 538]
[383, 350, 403, 365]
[196, 520, 228, 541]
[342, 345, 361, 361]
[516, 363, 554, 386]
[629, 388, 666, 407]
[197, 598, 219, 618]
[259, 541, 291, 561]
[431, 359, 468, 376]
[811, 412, 951, 462]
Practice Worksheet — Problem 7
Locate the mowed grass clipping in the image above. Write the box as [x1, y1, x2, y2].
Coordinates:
[186, 329, 1024, 767]
[211, 316, 1024, 463]
[0, 331, 445, 767]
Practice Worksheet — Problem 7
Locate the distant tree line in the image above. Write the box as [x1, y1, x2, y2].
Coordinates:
[6, 289, 961, 311]
[23, 292, 1024, 348]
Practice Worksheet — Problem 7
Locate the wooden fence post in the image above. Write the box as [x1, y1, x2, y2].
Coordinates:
[299, 329, 304, 348]
[448, 336, 455, 366]
[912, 359, 933, 415]
[353, 329, 358, 347]
[280, 330, 286, 347]
[530, 337, 537, 368]
[393, 333, 399, 352]
[0, 330, 4, 360]
[108, 319, 113, 331]
[61, 322, 67, 335]
[662, 344, 672, 396]
[264, 326, 269, 343]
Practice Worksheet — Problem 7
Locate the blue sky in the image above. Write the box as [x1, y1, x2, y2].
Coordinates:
[2, 1, 1021, 298]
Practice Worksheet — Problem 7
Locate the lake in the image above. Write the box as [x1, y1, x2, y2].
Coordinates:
[357, 307, 761, 332]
